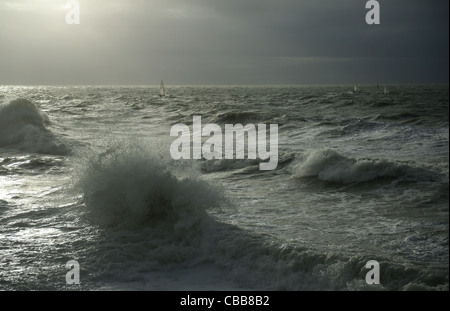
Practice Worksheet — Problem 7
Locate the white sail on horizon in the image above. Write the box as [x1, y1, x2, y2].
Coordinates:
[160, 80, 166, 97]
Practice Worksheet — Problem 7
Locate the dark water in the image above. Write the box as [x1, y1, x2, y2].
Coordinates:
[0, 84, 448, 290]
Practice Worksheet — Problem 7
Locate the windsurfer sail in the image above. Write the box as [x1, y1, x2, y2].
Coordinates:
[159, 80, 166, 97]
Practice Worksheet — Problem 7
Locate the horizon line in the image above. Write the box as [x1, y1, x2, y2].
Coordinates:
[1, 82, 449, 87]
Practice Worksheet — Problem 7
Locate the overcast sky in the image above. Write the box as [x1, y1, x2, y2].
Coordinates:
[0, 0, 448, 85]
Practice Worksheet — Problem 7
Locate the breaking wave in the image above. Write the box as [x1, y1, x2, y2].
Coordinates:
[74, 141, 448, 290]
[291, 149, 442, 183]
[76, 141, 226, 228]
[0, 99, 68, 154]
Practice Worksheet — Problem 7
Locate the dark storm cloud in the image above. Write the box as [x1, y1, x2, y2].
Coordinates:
[0, 0, 448, 84]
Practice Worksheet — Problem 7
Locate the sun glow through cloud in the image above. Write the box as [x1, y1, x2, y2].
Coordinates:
[0, 0, 448, 85]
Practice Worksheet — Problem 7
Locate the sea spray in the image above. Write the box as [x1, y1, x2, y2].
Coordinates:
[66, 139, 240, 284]
[76, 139, 227, 229]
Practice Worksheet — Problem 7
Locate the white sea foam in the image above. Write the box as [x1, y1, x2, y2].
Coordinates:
[292, 148, 440, 183]
[76, 140, 226, 228]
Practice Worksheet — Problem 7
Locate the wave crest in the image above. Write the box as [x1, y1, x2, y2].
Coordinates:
[77, 142, 226, 227]
[0, 99, 67, 154]
[292, 149, 439, 183]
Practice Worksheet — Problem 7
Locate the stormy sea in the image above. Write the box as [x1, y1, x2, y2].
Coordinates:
[0, 84, 448, 291]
